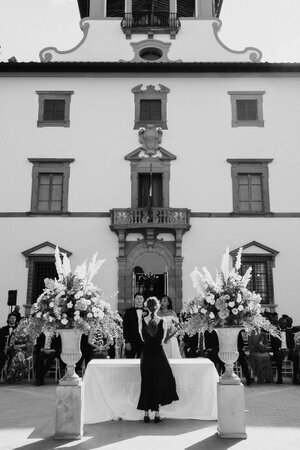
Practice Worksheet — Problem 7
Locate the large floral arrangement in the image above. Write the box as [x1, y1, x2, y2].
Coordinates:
[30, 247, 123, 341]
[182, 248, 279, 337]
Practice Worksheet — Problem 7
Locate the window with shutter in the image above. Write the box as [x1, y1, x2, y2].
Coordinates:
[37, 173, 64, 212]
[36, 91, 74, 127]
[106, 0, 125, 16]
[140, 100, 162, 121]
[227, 159, 273, 215]
[238, 173, 263, 212]
[236, 100, 258, 122]
[228, 91, 265, 127]
[28, 158, 74, 215]
[43, 100, 66, 122]
[132, 84, 169, 129]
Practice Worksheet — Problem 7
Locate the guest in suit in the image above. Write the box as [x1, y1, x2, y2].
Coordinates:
[34, 332, 62, 386]
[183, 329, 225, 373]
[0, 314, 18, 372]
[237, 331, 253, 385]
[285, 315, 300, 384]
[270, 316, 288, 384]
[123, 292, 145, 358]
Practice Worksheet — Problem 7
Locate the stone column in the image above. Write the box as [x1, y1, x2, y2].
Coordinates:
[169, 0, 177, 14]
[217, 383, 247, 439]
[125, 0, 132, 14]
[89, 0, 106, 19]
[195, 0, 213, 19]
[54, 381, 84, 439]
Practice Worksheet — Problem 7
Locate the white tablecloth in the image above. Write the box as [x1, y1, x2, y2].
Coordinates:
[83, 359, 219, 423]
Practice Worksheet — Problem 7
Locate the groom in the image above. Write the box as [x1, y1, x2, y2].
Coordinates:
[123, 292, 145, 358]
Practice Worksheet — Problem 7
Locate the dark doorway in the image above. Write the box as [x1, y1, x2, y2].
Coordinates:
[138, 173, 163, 208]
[135, 272, 167, 300]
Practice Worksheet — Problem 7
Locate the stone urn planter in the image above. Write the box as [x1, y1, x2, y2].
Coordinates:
[215, 327, 242, 385]
[59, 329, 82, 386]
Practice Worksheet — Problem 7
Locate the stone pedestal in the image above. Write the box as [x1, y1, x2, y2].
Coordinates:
[217, 382, 247, 439]
[54, 380, 84, 439]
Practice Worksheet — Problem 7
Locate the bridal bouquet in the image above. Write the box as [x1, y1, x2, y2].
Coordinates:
[30, 247, 122, 340]
[182, 247, 279, 337]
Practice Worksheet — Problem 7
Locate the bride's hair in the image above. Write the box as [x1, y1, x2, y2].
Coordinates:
[146, 297, 159, 336]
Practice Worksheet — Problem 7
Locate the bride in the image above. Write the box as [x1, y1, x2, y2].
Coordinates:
[158, 295, 181, 359]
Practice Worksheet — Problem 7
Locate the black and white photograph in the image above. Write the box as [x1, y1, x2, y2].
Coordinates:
[1, 1, 300, 449]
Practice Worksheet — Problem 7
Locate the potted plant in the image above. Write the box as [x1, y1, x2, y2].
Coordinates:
[181, 247, 279, 384]
[29, 247, 123, 384]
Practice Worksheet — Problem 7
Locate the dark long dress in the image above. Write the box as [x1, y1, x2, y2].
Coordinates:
[137, 318, 179, 412]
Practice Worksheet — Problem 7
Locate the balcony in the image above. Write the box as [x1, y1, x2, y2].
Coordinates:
[121, 12, 181, 37]
[110, 207, 190, 231]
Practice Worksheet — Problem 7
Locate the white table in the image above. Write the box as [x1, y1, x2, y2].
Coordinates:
[83, 359, 219, 423]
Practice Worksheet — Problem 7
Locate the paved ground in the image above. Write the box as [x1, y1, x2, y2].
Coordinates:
[0, 376, 300, 450]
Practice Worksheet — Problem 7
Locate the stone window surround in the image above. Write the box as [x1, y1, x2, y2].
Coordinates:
[130, 159, 171, 208]
[28, 158, 74, 215]
[36, 91, 74, 127]
[230, 241, 279, 310]
[228, 91, 265, 127]
[132, 84, 170, 130]
[227, 159, 273, 215]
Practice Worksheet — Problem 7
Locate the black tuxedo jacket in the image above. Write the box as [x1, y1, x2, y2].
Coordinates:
[0, 325, 17, 352]
[35, 333, 61, 357]
[123, 307, 143, 348]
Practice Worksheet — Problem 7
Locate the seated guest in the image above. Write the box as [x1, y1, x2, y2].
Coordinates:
[285, 315, 300, 384]
[34, 332, 62, 386]
[11, 306, 22, 324]
[3, 318, 33, 383]
[184, 330, 225, 374]
[0, 314, 18, 373]
[248, 331, 274, 383]
[270, 316, 288, 384]
[88, 334, 115, 360]
[237, 331, 253, 385]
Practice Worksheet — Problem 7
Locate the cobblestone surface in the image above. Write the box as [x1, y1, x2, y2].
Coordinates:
[0, 378, 300, 450]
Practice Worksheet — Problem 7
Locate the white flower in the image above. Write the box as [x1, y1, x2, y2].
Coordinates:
[74, 310, 80, 316]
[232, 308, 238, 315]
[238, 305, 244, 311]
[228, 301, 235, 308]
[36, 312, 42, 318]
[61, 318, 68, 325]
[87, 312, 93, 319]
[236, 293, 242, 303]
[209, 312, 215, 319]
[74, 291, 84, 299]
[206, 294, 215, 305]
[48, 316, 54, 322]
[49, 302, 54, 308]
[200, 308, 207, 314]
[67, 302, 73, 308]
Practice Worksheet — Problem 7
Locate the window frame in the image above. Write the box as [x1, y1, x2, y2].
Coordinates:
[132, 84, 169, 129]
[228, 91, 265, 127]
[227, 159, 273, 216]
[28, 158, 74, 215]
[36, 91, 74, 127]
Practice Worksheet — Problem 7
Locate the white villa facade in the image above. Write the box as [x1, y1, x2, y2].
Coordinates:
[1, 0, 300, 325]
